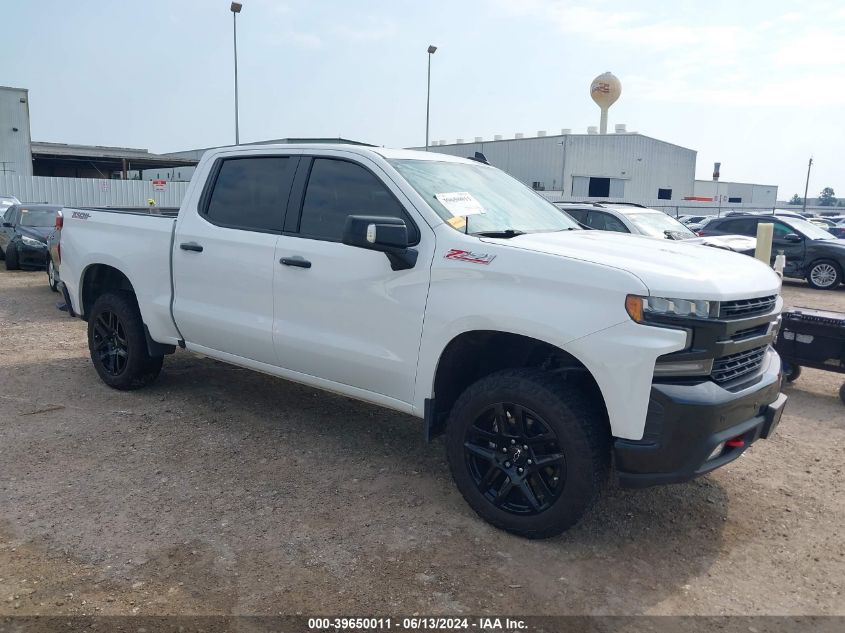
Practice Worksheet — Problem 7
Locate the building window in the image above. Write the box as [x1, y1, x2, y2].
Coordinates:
[658, 188, 672, 200]
[531, 181, 545, 191]
[588, 177, 610, 197]
[728, 197, 742, 203]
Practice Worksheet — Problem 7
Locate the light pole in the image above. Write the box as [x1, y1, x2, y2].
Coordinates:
[425, 45, 437, 151]
[231, 2, 243, 145]
[802, 157, 813, 214]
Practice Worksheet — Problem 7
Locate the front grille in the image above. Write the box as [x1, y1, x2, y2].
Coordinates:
[719, 295, 777, 319]
[711, 346, 767, 384]
[730, 324, 770, 340]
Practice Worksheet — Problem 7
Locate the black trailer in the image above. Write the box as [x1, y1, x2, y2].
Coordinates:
[775, 307, 845, 404]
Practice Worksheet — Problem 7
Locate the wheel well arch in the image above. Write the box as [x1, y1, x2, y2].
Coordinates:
[427, 330, 609, 440]
[79, 264, 136, 320]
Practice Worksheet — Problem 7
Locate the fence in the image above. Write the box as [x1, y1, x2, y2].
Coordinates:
[0, 174, 190, 208]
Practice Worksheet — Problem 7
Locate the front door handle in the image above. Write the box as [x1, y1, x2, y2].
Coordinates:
[180, 242, 204, 252]
[280, 257, 311, 269]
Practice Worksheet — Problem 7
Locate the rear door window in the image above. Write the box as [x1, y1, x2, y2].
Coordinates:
[718, 218, 758, 236]
[588, 211, 628, 232]
[204, 157, 295, 232]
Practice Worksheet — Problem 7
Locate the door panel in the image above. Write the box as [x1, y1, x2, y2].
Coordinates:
[770, 222, 806, 276]
[272, 155, 432, 404]
[171, 155, 297, 365]
[273, 237, 432, 403]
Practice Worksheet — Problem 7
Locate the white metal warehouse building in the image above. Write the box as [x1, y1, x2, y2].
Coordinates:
[413, 131, 777, 211]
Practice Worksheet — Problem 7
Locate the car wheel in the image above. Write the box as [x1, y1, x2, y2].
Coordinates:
[446, 368, 610, 539]
[806, 260, 842, 290]
[4, 243, 20, 270]
[782, 361, 801, 383]
[47, 258, 59, 292]
[840, 383, 845, 405]
[88, 291, 164, 390]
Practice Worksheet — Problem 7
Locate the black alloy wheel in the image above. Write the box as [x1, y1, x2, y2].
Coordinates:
[464, 402, 564, 514]
[91, 310, 129, 376]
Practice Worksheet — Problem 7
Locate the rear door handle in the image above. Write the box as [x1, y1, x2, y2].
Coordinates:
[280, 257, 311, 268]
[180, 242, 203, 252]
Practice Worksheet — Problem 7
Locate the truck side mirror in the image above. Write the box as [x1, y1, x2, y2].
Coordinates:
[342, 215, 418, 271]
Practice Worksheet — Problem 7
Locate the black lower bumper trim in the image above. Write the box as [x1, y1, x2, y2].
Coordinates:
[615, 348, 786, 488]
[59, 282, 77, 318]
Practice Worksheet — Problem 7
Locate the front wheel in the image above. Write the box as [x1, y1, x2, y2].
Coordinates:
[47, 258, 59, 292]
[446, 369, 610, 539]
[4, 243, 19, 270]
[806, 260, 842, 290]
[88, 291, 163, 390]
[782, 361, 801, 383]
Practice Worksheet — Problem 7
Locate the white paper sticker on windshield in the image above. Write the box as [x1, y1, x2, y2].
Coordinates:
[434, 192, 486, 217]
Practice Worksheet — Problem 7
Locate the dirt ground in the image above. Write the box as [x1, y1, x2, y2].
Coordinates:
[0, 267, 843, 618]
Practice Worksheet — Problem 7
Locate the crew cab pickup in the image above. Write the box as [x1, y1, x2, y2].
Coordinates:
[57, 145, 787, 538]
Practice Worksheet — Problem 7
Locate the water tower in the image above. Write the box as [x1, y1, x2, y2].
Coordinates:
[590, 72, 622, 135]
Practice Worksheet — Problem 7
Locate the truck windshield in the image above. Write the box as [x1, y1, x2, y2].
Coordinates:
[389, 159, 580, 234]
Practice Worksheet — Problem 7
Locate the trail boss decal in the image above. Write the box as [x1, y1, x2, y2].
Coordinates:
[71, 211, 91, 220]
[444, 248, 496, 265]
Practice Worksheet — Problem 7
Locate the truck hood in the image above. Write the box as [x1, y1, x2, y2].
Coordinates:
[17, 226, 51, 243]
[483, 230, 781, 300]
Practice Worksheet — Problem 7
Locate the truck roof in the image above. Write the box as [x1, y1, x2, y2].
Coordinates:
[208, 143, 478, 164]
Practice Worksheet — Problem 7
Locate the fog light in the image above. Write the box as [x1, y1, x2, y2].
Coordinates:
[653, 358, 714, 377]
[707, 442, 726, 461]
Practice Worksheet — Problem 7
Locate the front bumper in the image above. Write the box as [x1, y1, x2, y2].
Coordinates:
[17, 243, 49, 267]
[615, 347, 786, 488]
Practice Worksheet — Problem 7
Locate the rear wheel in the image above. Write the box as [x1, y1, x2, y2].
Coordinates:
[446, 369, 610, 539]
[806, 260, 842, 290]
[47, 258, 59, 292]
[4, 243, 19, 270]
[88, 291, 163, 390]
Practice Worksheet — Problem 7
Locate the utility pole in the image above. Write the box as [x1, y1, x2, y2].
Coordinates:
[802, 157, 813, 214]
[231, 2, 243, 145]
[425, 45, 437, 151]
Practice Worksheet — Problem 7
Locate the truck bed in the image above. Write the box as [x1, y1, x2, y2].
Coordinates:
[59, 207, 182, 346]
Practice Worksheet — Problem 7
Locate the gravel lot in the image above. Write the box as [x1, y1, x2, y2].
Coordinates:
[0, 268, 843, 617]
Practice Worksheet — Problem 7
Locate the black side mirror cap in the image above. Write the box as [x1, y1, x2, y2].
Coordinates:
[342, 215, 417, 271]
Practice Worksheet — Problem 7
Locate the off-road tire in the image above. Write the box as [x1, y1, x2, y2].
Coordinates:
[446, 368, 610, 539]
[88, 291, 163, 390]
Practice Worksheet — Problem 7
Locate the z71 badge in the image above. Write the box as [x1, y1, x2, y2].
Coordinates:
[444, 248, 496, 265]
[71, 211, 91, 220]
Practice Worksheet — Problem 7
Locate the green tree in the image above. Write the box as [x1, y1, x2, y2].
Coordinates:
[818, 187, 837, 206]
[788, 194, 802, 205]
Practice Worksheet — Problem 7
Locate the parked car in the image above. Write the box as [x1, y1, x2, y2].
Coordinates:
[826, 221, 845, 239]
[698, 214, 845, 289]
[46, 210, 62, 291]
[555, 202, 755, 253]
[57, 144, 786, 538]
[678, 214, 709, 226]
[0, 195, 21, 215]
[0, 203, 61, 270]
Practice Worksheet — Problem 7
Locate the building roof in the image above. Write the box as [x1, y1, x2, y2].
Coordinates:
[421, 132, 696, 154]
[31, 141, 198, 167]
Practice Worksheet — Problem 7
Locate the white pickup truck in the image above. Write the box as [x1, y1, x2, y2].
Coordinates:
[58, 144, 787, 538]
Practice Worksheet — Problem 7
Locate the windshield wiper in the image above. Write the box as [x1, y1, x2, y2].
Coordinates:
[471, 229, 527, 239]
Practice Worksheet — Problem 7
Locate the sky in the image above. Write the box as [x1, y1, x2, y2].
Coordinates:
[3, 0, 844, 198]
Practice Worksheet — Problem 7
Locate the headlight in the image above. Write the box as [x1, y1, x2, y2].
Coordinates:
[21, 235, 45, 247]
[626, 294, 719, 322]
